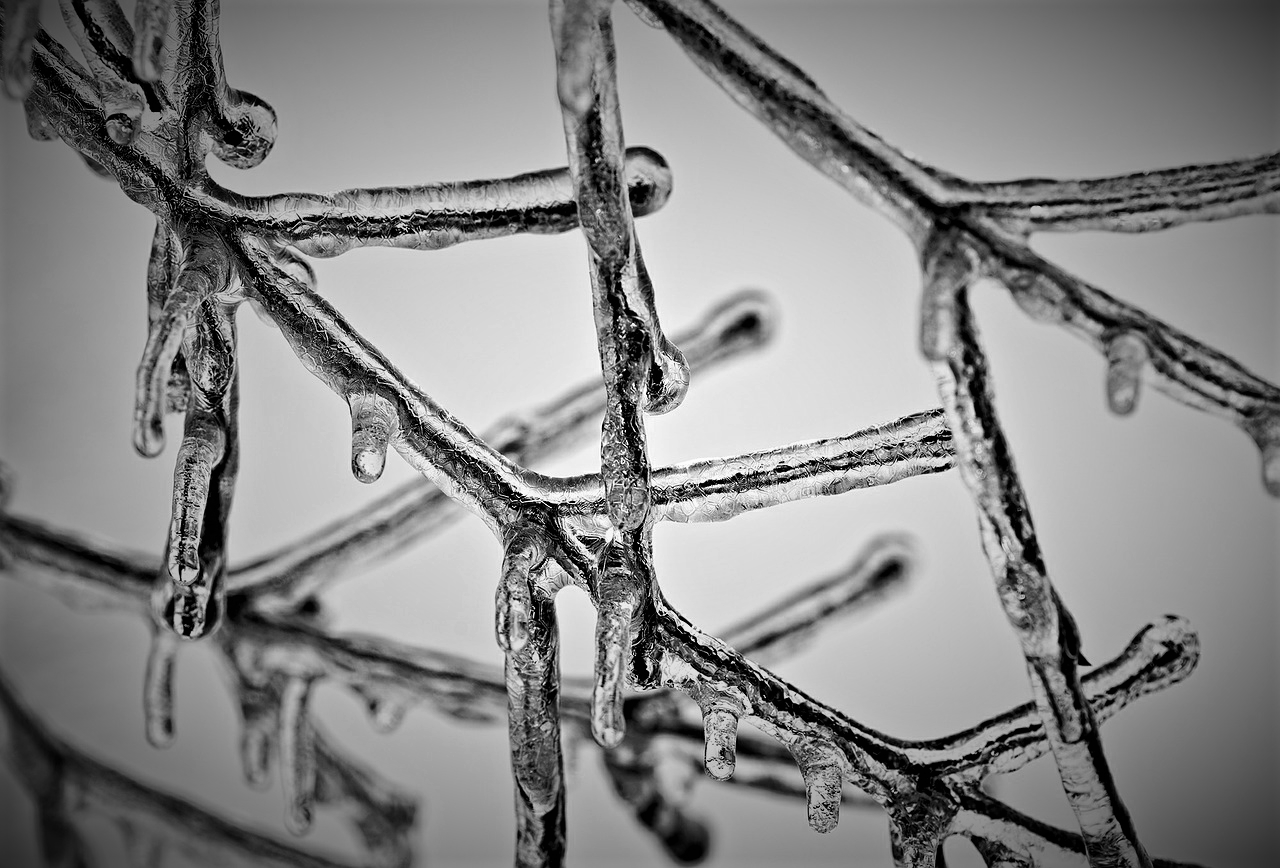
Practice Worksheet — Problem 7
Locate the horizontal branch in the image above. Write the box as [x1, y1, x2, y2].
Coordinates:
[0, 668, 374, 868]
[953, 151, 1280, 234]
[228, 289, 777, 611]
[907, 616, 1199, 780]
[978, 230, 1280, 495]
[548, 408, 954, 522]
[207, 147, 672, 257]
[233, 237, 533, 533]
[633, 0, 945, 238]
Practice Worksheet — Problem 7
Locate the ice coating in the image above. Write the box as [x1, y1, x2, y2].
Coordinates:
[143, 626, 178, 748]
[2, 0, 1276, 865]
[791, 740, 844, 833]
[498, 531, 567, 867]
[635, 0, 1280, 495]
[0, 668, 409, 868]
[58, 0, 145, 144]
[922, 228, 1148, 867]
[1, 512, 1204, 867]
[700, 705, 740, 781]
[280, 675, 317, 834]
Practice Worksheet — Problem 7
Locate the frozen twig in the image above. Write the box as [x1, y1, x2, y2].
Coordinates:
[1, 512, 1199, 865]
[1, 0, 1262, 864]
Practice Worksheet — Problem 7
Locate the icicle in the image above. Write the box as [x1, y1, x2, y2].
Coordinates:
[791, 740, 844, 833]
[355, 684, 411, 735]
[279, 675, 317, 835]
[1104, 332, 1148, 416]
[151, 576, 223, 641]
[701, 704, 740, 781]
[496, 533, 542, 655]
[1246, 412, 1280, 497]
[165, 417, 225, 586]
[348, 392, 397, 484]
[592, 585, 638, 748]
[1, 0, 40, 99]
[132, 0, 171, 82]
[239, 706, 274, 789]
[134, 259, 223, 457]
[142, 627, 177, 748]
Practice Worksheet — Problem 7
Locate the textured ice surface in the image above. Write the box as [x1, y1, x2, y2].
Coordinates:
[0, 0, 1276, 866]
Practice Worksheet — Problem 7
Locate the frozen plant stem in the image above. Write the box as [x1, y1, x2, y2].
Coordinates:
[0, 0, 1275, 866]
[921, 230, 1147, 868]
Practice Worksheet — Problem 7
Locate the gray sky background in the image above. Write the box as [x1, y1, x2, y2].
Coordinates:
[1, 1, 1277, 866]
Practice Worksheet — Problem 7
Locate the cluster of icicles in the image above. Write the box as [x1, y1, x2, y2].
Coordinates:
[1, 1, 1277, 867]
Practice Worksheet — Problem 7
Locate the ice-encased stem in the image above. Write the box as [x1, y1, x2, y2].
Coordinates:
[921, 231, 1150, 868]
[499, 535, 567, 868]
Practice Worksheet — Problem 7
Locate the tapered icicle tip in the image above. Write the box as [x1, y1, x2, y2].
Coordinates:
[143, 629, 177, 749]
[1262, 443, 1280, 498]
[285, 802, 314, 837]
[1105, 332, 1148, 416]
[792, 741, 844, 833]
[592, 591, 638, 749]
[368, 696, 408, 735]
[1245, 413, 1280, 497]
[134, 416, 166, 458]
[280, 676, 317, 836]
[496, 536, 539, 655]
[356, 684, 411, 735]
[151, 580, 224, 640]
[348, 393, 396, 484]
[240, 720, 273, 789]
[702, 707, 739, 781]
[644, 342, 691, 416]
[167, 549, 202, 587]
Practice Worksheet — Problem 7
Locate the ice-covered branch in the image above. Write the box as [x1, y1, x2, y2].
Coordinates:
[228, 289, 776, 612]
[980, 236, 1280, 496]
[212, 148, 671, 257]
[920, 229, 1148, 868]
[0, 668, 403, 868]
[632, 0, 1280, 497]
[951, 151, 1280, 234]
[233, 237, 534, 533]
[1, 500, 1203, 867]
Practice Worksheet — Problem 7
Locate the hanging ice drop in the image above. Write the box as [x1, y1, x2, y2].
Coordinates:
[1105, 332, 1148, 416]
[348, 392, 396, 483]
